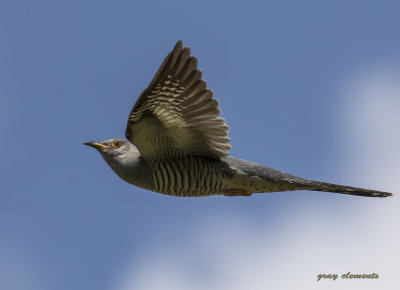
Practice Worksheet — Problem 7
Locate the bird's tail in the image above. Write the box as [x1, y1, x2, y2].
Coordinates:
[298, 179, 393, 198]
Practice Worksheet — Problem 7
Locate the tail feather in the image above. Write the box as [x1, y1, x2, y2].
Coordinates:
[300, 180, 393, 198]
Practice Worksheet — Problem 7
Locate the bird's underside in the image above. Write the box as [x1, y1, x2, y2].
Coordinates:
[133, 155, 393, 198]
[84, 40, 394, 199]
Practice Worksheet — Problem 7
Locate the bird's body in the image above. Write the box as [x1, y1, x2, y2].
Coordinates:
[84, 41, 393, 198]
[98, 141, 304, 196]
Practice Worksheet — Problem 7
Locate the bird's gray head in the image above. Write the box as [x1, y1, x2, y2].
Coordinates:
[83, 139, 140, 171]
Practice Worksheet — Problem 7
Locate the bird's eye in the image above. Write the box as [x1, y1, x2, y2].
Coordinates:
[112, 140, 122, 149]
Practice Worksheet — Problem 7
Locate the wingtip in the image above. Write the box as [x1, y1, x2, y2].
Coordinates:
[174, 40, 192, 54]
[175, 40, 183, 50]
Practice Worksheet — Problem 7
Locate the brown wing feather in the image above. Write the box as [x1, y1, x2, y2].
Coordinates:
[125, 41, 231, 160]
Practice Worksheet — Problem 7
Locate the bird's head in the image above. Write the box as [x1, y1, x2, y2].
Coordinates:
[84, 139, 140, 168]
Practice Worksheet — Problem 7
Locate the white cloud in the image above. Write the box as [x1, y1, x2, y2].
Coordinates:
[337, 62, 400, 189]
[114, 60, 400, 290]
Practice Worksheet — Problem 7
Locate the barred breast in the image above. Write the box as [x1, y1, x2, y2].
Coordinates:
[149, 156, 235, 196]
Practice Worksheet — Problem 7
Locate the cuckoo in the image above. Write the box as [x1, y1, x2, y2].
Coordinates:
[84, 41, 393, 198]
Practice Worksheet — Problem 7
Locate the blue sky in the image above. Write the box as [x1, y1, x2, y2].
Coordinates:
[1, 1, 399, 289]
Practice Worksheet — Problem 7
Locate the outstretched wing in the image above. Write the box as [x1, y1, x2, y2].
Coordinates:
[125, 40, 231, 160]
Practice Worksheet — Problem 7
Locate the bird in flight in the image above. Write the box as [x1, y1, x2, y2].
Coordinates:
[84, 40, 393, 198]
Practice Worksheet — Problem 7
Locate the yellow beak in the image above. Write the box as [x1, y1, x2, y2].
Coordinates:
[83, 141, 110, 150]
